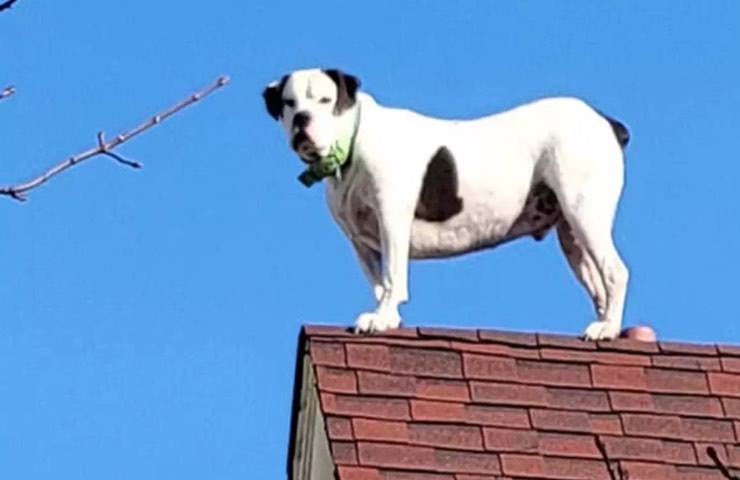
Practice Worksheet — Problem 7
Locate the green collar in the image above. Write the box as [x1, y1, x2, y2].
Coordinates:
[298, 107, 360, 188]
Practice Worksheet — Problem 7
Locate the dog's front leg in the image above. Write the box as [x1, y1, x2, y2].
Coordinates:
[352, 240, 384, 301]
[355, 193, 415, 333]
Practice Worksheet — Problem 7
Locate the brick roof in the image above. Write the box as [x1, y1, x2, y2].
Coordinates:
[289, 325, 740, 480]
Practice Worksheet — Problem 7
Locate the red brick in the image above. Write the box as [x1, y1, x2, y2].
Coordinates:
[609, 392, 723, 417]
[357, 371, 416, 397]
[675, 465, 729, 480]
[454, 476, 502, 480]
[597, 337, 660, 353]
[681, 417, 736, 442]
[540, 348, 650, 366]
[708, 372, 740, 397]
[390, 347, 463, 378]
[357, 442, 501, 475]
[735, 421, 740, 441]
[470, 382, 547, 407]
[729, 444, 740, 468]
[658, 342, 718, 356]
[515, 360, 591, 387]
[591, 364, 647, 390]
[653, 394, 724, 417]
[501, 454, 609, 480]
[304, 325, 353, 337]
[530, 409, 591, 433]
[467, 405, 531, 429]
[599, 436, 666, 462]
[322, 394, 410, 420]
[661, 440, 698, 464]
[543, 456, 610, 480]
[722, 397, 740, 419]
[432, 449, 501, 475]
[718, 344, 740, 356]
[327, 416, 354, 440]
[384, 472, 454, 480]
[619, 461, 675, 479]
[621, 413, 682, 439]
[416, 378, 470, 402]
[500, 454, 544, 477]
[538, 432, 601, 459]
[721, 357, 740, 373]
[547, 387, 610, 412]
[651, 355, 721, 371]
[452, 341, 539, 359]
[590, 414, 623, 434]
[347, 344, 391, 371]
[408, 423, 484, 451]
[410, 400, 466, 423]
[482, 427, 538, 452]
[311, 340, 347, 366]
[694, 443, 727, 467]
[352, 419, 408, 443]
[463, 354, 518, 381]
[373, 328, 420, 338]
[478, 330, 537, 347]
[410, 399, 530, 429]
[316, 366, 358, 394]
[333, 441, 358, 465]
[337, 466, 382, 480]
[418, 327, 478, 342]
[347, 337, 452, 349]
[646, 368, 709, 394]
[609, 391, 655, 411]
[537, 333, 596, 350]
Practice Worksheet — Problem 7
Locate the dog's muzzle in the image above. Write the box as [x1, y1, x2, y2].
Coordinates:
[291, 130, 320, 163]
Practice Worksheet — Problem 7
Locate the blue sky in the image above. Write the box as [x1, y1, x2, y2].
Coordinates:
[2, 1, 739, 478]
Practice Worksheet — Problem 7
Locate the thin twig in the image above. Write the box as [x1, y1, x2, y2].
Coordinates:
[0, 0, 19, 12]
[596, 439, 628, 480]
[0, 85, 15, 101]
[0, 75, 230, 201]
[707, 447, 739, 480]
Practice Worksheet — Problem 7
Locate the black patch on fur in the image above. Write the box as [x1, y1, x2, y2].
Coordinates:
[415, 147, 464, 222]
[506, 182, 561, 242]
[262, 74, 288, 120]
[323, 69, 361, 114]
[600, 112, 630, 148]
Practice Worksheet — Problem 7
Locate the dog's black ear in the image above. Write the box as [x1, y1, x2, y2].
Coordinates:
[323, 69, 361, 114]
[262, 75, 288, 120]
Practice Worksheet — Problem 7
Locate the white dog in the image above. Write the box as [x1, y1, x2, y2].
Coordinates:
[263, 68, 630, 340]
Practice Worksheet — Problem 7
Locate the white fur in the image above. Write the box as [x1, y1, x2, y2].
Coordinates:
[268, 69, 629, 340]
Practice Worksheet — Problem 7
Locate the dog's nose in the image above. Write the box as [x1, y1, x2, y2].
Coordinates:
[293, 111, 312, 129]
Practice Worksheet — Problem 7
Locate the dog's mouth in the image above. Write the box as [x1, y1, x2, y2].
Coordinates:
[292, 130, 324, 164]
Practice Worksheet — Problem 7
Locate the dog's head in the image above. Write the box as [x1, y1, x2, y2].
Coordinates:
[262, 68, 361, 164]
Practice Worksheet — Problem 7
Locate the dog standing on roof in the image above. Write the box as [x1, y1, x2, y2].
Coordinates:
[263, 68, 630, 340]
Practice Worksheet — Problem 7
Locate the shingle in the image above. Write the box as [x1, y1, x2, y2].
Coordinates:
[298, 324, 740, 480]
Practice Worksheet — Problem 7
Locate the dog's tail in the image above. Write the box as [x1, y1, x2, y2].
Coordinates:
[601, 113, 630, 149]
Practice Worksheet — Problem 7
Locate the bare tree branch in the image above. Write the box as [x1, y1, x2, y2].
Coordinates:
[596, 439, 628, 480]
[0, 75, 230, 202]
[707, 447, 739, 480]
[0, 85, 15, 101]
[0, 0, 19, 12]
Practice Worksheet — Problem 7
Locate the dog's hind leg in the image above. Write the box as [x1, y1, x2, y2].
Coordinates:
[557, 182, 629, 340]
[556, 220, 607, 317]
[547, 130, 629, 340]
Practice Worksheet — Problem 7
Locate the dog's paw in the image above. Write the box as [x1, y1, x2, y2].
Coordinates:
[354, 310, 401, 334]
[583, 320, 620, 341]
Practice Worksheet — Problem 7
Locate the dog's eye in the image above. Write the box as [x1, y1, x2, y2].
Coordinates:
[284, 99, 296, 108]
[318, 97, 332, 104]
